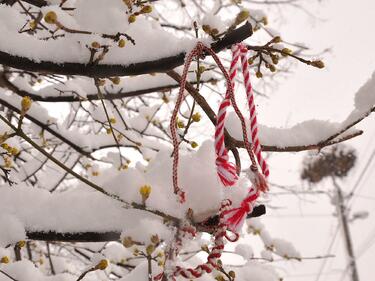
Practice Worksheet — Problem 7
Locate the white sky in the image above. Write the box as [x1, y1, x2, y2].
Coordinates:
[257, 1, 375, 280]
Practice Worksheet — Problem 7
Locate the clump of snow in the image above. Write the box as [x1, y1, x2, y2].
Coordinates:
[73, 0, 130, 34]
[0, 140, 251, 234]
[118, 260, 161, 281]
[0, 260, 73, 281]
[121, 218, 171, 244]
[226, 112, 360, 148]
[0, 4, 198, 65]
[235, 261, 279, 281]
[201, 13, 228, 34]
[235, 243, 254, 260]
[0, 214, 25, 247]
[272, 238, 301, 259]
[354, 71, 375, 113]
[260, 249, 273, 261]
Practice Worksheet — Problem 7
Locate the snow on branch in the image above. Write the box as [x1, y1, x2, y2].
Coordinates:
[0, 70, 217, 102]
[0, 19, 252, 77]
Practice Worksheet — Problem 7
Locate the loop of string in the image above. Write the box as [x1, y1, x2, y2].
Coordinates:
[215, 43, 269, 187]
[217, 43, 270, 231]
[171, 42, 258, 203]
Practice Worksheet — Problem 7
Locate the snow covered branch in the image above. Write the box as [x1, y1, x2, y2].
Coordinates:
[0, 71, 217, 102]
[0, 22, 252, 78]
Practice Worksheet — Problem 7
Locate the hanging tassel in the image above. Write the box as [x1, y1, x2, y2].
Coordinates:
[248, 167, 269, 193]
[222, 187, 259, 232]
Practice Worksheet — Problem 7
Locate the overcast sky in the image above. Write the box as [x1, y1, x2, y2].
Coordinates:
[258, 1, 375, 280]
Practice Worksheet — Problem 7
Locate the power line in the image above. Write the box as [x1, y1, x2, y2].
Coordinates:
[347, 134, 375, 209]
[315, 223, 341, 281]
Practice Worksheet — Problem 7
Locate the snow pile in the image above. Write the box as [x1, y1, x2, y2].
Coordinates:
[235, 262, 279, 281]
[0, 215, 25, 247]
[0, 3, 198, 65]
[0, 140, 250, 239]
[0, 260, 73, 281]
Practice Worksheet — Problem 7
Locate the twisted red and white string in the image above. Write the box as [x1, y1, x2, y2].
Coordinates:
[238, 44, 269, 177]
[171, 42, 251, 203]
[215, 44, 269, 187]
[161, 200, 238, 280]
[214, 43, 270, 231]
[214, 46, 242, 187]
[165, 41, 269, 280]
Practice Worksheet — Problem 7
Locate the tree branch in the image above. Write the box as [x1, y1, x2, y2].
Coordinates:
[0, 22, 253, 78]
[0, 72, 216, 102]
[166, 70, 366, 153]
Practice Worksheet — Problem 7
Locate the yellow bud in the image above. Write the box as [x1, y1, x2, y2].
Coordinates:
[0, 133, 9, 145]
[0, 256, 9, 264]
[215, 274, 225, 281]
[133, 248, 140, 256]
[192, 112, 201, 122]
[17, 240, 26, 248]
[271, 55, 279, 65]
[106, 128, 112, 135]
[311, 60, 325, 69]
[269, 65, 276, 72]
[211, 28, 219, 35]
[4, 156, 12, 168]
[95, 259, 108, 270]
[198, 66, 206, 74]
[92, 171, 99, 176]
[272, 36, 282, 43]
[128, 14, 137, 23]
[150, 234, 160, 244]
[191, 141, 198, 148]
[262, 16, 268, 25]
[123, 236, 134, 248]
[97, 79, 106, 86]
[109, 117, 116, 124]
[253, 229, 261, 235]
[256, 71, 263, 78]
[111, 77, 121, 85]
[1, 143, 9, 149]
[44, 11, 57, 24]
[201, 245, 209, 253]
[202, 25, 211, 33]
[29, 20, 37, 30]
[10, 147, 18, 156]
[139, 185, 152, 200]
[177, 121, 185, 128]
[162, 95, 169, 103]
[91, 41, 100, 49]
[146, 244, 155, 256]
[21, 96, 32, 113]
[141, 5, 153, 13]
[156, 251, 164, 258]
[235, 10, 249, 24]
[248, 58, 254, 65]
[281, 48, 292, 56]
[229, 271, 236, 278]
[118, 39, 126, 48]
